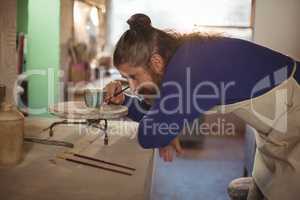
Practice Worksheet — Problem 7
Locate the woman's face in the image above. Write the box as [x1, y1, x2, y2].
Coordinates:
[118, 63, 162, 96]
[117, 54, 165, 104]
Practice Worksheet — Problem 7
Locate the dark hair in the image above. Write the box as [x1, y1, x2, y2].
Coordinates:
[113, 13, 219, 68]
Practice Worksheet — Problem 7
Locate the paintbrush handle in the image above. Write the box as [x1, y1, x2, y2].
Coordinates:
[107, 86, 130, 102]
[113, 86, 130, 97]
[66, 158, 132, 176]
[57, 155, 133, 176]
[74, 153, 136, 171]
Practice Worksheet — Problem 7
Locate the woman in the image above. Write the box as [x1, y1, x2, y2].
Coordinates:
[105, 14, 300, 200]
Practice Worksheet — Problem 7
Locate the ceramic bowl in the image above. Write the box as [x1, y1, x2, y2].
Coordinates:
[84, 89, 107, 108]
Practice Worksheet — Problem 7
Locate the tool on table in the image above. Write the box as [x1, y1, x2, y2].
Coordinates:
[25, 137, 74, 148]
[67, 152, 136, 171]
[106, 86, 130, 103]
[57, 153, 135, 176]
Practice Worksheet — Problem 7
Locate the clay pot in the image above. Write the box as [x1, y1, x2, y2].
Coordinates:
[0, 103, 24, 166]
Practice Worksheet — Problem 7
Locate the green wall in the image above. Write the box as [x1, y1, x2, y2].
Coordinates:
[27, 0, 60, 115]
[17, 0, 28, 34]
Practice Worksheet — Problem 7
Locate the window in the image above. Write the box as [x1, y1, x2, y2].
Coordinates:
[73, 1, 100, 45]
[108, 0, 254, 45]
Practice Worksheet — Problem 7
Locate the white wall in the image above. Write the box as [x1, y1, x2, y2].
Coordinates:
[253, 0, 300, 60]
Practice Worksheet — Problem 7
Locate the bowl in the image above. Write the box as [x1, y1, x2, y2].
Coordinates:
[84, 89, 107, 108]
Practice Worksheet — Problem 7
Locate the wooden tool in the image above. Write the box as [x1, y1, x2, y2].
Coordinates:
[72, 153, 136, 171]
[25, 137, 74, 148]
[57, 153, 135, 176]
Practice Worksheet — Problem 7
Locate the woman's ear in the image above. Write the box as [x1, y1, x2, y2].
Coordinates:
[149, 54, 165, 74]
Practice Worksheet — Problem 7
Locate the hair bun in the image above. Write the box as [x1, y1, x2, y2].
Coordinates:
[127, 14, 152, 31]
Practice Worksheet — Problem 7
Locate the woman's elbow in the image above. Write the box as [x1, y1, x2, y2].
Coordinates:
[137, 122, 174, 149]
[137, 123, 155, 149]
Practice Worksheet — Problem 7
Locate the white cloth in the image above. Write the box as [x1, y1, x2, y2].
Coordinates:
[212, 62, 300, 199]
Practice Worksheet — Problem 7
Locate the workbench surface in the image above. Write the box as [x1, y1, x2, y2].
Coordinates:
[0, 117, 153, 200]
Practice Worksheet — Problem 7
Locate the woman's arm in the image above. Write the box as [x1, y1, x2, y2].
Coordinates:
[104, 80, 152, 121]
[123, 94, 152, 122]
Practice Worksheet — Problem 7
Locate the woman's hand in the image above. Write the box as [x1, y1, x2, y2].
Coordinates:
[159, 137, 184, 162]
[104, 81, 125, 105]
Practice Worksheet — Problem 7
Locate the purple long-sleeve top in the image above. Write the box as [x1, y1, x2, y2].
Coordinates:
[122, 37, 298, 148]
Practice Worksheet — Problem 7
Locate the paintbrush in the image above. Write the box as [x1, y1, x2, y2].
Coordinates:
[105, 86, 130, 103]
